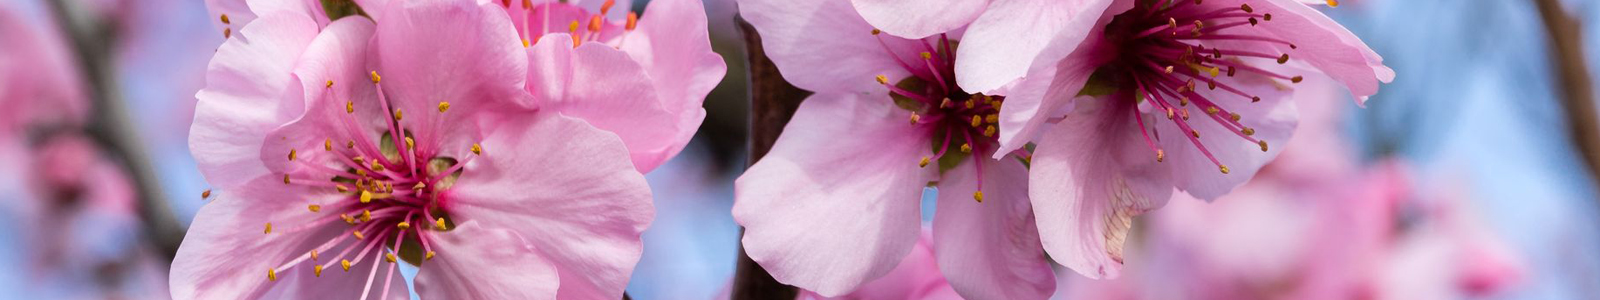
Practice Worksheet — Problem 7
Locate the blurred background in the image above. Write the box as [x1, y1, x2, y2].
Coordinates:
[1, 0, 1599, 299]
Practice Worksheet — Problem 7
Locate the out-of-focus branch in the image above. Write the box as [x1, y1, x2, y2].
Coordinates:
[1533, 0, 1600, 195]
[45, 0, 186, 261]
[731, 16, 808, 300]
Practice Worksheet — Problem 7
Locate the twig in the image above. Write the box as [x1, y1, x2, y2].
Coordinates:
[1532, 0, 1600, 197]
[44, 0, 186, 261]
[730, 16, 808, 300]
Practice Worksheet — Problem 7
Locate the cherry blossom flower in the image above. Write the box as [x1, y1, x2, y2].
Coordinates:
[175, 0, 653, 299]
[994, 0, 1393, 278]
[498, 0, 726, 172]
[733, 0, 1052, 298]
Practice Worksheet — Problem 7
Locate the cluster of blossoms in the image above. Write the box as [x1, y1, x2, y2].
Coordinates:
[176, 0, 722, 298]
[734, 0, 1391, 298]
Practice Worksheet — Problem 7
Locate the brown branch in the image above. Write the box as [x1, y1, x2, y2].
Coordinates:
[1532, 0, 1600, 193]
[730, 16, 808, 300]
[45, 0, 186, 261]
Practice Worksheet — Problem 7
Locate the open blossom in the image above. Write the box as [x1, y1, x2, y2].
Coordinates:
[993, 0, 1393, 278]
[176, 0, 654, 299]
[734, 0, 1052, 298]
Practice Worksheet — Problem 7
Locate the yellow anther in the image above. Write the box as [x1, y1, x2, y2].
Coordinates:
[341, 214, 355, 224]
[435, 217, 448, 230]
[347, 140, 356, 149]
[412, 182, 427, 191]
[341, 260, 352, 271]
[569, 20, 581, 33]
[336, 184, 350, 193]
[394, 109, 404, 121]
[361, 210, 372, 222]
[1206, 107, 1220, 115]
[360, 190, 373, 203]
[970, 115, 982, 127]
[283, 174, 291, 184]
[267, 268, 276, 281]
[875, 75, 889, 85]
[311, 250, 320, 261]
[920, 52, 932, 60]
[1241, 127, 1256, 136]
[369, 71, 382, 83]
[1179, 96, 1190, 106]
[984, 125, 996, 137]
[220, 14, 231, 24]
[371, 161, 384, 171]
[1230, 113, 1242, 121]
[438, 101, 451, 113]
[405, 137, 415, 149]
[960, 143, 972, 153]
[397, 222, 411, 230]
[973, 191, 984, 203]
[264, 222, 272, 234]
[1164, 65, 1174, 74]
[425, 251, 436, 260]
[1259, 140, 1270, 152]
[288, 149, 297, 161]
[308, 204, 322, 212]
[353, 230, 365, 239]
[325, 139, 333, 151]
[1166, 108, 1176, 119]
[965, 100, 975, 109]
[1156, 149, 1166, 162]
[471, 143, 483, 155]
[346, 101, 355, 113]
[919, 157, 930, 168]
[984, 114, 999, 124]
[1326, 0, 1339, 7]
[909, 113, 921, 124]
[1220, 165, 1231, 174]
[626, 12, 639, 30]
[522, 38, 530, 48]
[314, 265, 323, 277]
[386, 253, 397, 263]
[201, 189, 211, 200]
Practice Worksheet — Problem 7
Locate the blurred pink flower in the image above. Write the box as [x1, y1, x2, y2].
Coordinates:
[1059, 160, 1524, 300]
[177, 0, 653, 299]
[495, 0, 725, 172]
[733, 0, 1052, 298]
[0, 6, 89, 137]
[995, 0, 1394, 278]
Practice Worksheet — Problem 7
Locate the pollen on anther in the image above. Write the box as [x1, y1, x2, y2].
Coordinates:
[341, 260, 352, 271]
[969, 115, 982, 127]
[311, 250, 320, 261]
[984, 126, 997, 137]
[397, 222, 411, 230]
[1220, 165, 1231, 174]
[1230, 113, 1242, 122]
[220, 14, 230, 24]
[325, 139, 333, 151]
[386, 253, 397, 263]
[920, 52, 932, 60]
[405, 137, 415, 149]
[1326, 0, 1340, 7]
[263, 222, 272, 234]
[288, 149, 297, 161]
[283, 174, 291, 184]
[361, 210, 372, 222]
[346, 101, 355, 113]
[960, 143, 972, 153]
[973, 191, 984, 203]
[438, 101, 451, 113]
[353, 230, 365, 239]
[435, 218, 448, 230]
[471, 143, 483, 155]
[909, 113, 921, 124]
[1259, 141, 1270, 152]
[336, 184, 350, 193]
[426, 251, 436, 260]
[308, 204, 322, 212]
[1156, 149, 1166, 162]
[918, 157, 930, 168]
[201, 189, 211, 200]
[1242, 127, 1257, 136]
[314, 265, 323, 277]
[267, 268, 276, 281]
[875, 75, 889, 85]
[626, 13, 639, 30]
[369, 71, 382, 83]
[394, 109, 404, 121]
[359, 190, 373, 203]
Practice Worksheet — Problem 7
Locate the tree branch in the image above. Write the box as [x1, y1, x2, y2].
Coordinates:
[45, 0, 186, 261]
[730, 16, 808, 300]
[1532, 0, 1600, 195]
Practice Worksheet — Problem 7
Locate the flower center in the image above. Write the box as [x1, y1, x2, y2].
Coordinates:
[1094, 0, 1302, 173]
[871, 31, 1010, 202]
[262, 71, 481, 298]
[505, 0, 639, 48]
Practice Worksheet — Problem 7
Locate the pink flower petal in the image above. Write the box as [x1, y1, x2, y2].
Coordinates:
[991, 37, 1113, 157]
[414, 222, 560, 300]
[445, 112, 653, 300]
[1238, 0, 1394, 103]
[955, 0, 1118, 93]
[733, 93, 933, 296]
[190, 12, 318, 190]
[374, 0, 529, 141]
[1156, 69, 1299, 200]
[1028, 103, 1174, 279]
[170, 177, 404, 300]
[931, 159, 1054, 299]
[618, 0, 726, 171]
[737, 0, 927, 93]
[849, 0, 987, 39]
[526, 34, 681, 172]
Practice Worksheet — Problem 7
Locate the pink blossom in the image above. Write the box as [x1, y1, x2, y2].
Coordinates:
[733, 0, 1052, 298]
[0, 6, 89, 137]
[994, 0, 1394, 278]
[796, 229, 961, 300]
[176, 0, 653, 299]
[478, 0, 721, 172]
